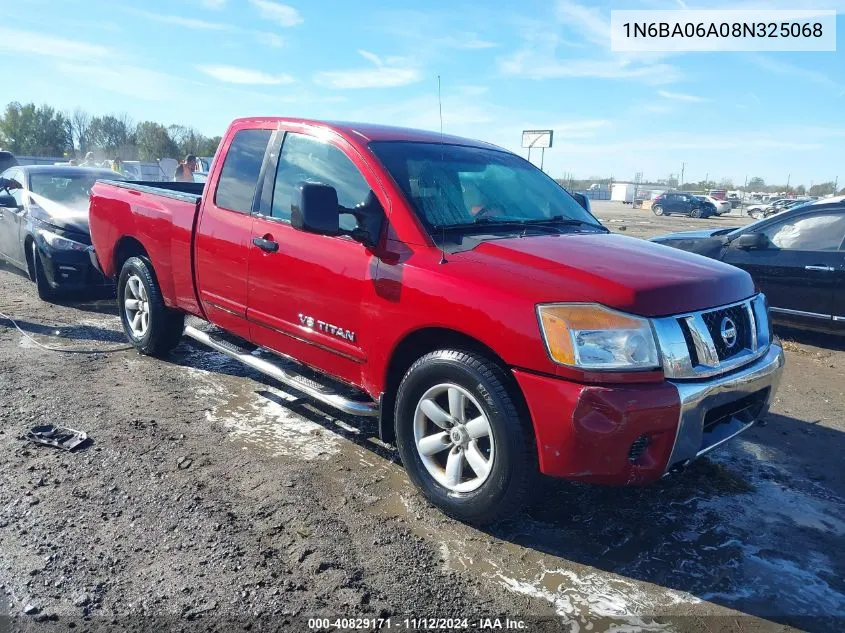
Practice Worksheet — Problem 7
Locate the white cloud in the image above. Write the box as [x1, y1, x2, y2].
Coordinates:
[197, 65, 295, 85]
[457, 35, 498, 50]
[0, 27, 109, 59]
[500, 49, 681, 85]
[314, 50, 421, 89]
[249, 0, 303, 27]
[125, 8, 229, 30]
[256, 32, 285, 48]
[357, 50, 383, 66]
[555, 0, 608, 46]
[56, 62, 185, 101]
[315, 68, 421, 89]
[199, 0, 227, 7]
[747, 54, 841, 91]
[657, 90, 707, 102]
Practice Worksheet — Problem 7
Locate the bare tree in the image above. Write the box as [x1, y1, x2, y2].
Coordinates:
[69, 107, 91, 157]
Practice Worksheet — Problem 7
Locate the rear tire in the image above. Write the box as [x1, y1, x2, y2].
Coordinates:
[652, 205, 664, 216]
[394, 349, 536, 525]
[32, 242, 56, 301]
[117, 256, 184, 356]
[690, 207, 702, 219]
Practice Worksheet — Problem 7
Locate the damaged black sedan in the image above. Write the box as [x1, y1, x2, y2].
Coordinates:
[652, 199, 845, 334]
[0, 165, 123, 300]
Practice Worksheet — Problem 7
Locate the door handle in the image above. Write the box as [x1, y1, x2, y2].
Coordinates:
[252, 236, 279, 253]
[804, 265, 834, 272]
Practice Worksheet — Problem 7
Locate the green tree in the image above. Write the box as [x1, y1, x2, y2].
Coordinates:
[197, 135, 221, 157]
[746, 176, 765, 191]
[135, 121, 178, 161]
[88, 114, 136, 159]
[808, 181, 836, 197]
[0, 102, 71, 156]
[794, 184, 806, 195]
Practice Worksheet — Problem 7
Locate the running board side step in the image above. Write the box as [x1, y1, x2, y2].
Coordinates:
[183, 325, 378, 418]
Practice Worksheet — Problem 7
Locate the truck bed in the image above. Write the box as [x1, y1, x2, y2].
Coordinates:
[89, 179, 204, 317]
[101, 179, 205, 202]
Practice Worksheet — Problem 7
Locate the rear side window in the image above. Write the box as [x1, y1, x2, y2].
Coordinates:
[214, 128, 272, 213]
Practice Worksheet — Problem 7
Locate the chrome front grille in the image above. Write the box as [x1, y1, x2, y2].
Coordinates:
[652, 295, 771, 379]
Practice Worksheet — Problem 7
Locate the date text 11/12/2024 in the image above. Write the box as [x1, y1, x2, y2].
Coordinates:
[307, 617, 528, 630]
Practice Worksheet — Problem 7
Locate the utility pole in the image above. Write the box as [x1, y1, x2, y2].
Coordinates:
[786, 173, 790, 192]
[834, 176, 838, 195]
[705, 172, 709, 189]
[680, 162, 685, 189]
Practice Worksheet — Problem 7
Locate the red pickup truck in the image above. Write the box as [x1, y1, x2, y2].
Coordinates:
[89, 117, 784, 524]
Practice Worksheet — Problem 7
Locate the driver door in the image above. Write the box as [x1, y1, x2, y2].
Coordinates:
[0, 168, 27, 268]
[723, 209, 845, 328]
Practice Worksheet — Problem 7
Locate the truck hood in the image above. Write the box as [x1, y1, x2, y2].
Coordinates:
[451, 232, 754, 317]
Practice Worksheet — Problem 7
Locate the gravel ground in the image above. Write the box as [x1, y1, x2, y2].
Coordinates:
[1, 203, 844, 632]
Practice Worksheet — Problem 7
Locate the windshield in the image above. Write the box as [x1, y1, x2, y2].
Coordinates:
[29, 172, 121, 211]
[369, 141, 602, 232]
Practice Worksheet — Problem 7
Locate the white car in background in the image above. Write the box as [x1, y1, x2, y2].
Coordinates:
[703, 195, 731, 214]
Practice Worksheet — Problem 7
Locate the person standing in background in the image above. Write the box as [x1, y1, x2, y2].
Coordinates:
[173, 155, 197, 182]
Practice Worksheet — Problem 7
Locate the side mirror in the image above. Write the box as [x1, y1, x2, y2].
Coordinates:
[291, 183, 340, 236]
[347, 191, 385, 248]
[570, 192, 591, 213]
[734, 232, 770, 250]
[0, 194, 19, 208]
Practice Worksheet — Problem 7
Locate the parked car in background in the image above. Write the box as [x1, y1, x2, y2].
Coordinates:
[0, 151, 18, 173]
[652, 192, 715, 218]
[87, 116, 783, 524]
[708, 189, 727, 201]
[727, 193, 741, 209]
[0, 165, 123, 299]
[699, 195, 731, 215]
[651, 198, 845, 334]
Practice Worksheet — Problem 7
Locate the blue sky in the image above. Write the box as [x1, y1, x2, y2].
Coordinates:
[1, 0, 843, 186]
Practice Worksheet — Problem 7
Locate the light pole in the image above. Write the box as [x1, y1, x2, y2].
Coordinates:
[680, 162, 685, 189]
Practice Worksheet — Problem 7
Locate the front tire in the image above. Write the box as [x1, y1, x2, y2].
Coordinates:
[118, 256, 184, 356]
[394, 349, 535, 525]
[690, 207, 702, 219]
[652, 205, 664, 216]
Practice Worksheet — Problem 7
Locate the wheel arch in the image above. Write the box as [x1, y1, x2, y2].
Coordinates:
[378, 326, 530, 445]
[24, 233, 36, 281]
[113, 236, 150, 276]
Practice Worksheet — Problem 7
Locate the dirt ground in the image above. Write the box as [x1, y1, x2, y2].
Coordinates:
[1, 202, 844, 632]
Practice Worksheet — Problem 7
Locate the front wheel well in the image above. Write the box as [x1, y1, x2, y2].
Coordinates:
[379, 328, 530, 444]
[24, 234, 36, 281]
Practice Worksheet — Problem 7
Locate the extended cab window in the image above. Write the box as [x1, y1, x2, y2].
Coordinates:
[271, 133, 369, 228]
[214, 128, 272, 213]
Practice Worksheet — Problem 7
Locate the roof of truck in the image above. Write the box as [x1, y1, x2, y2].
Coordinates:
[230, 117, 506, 152]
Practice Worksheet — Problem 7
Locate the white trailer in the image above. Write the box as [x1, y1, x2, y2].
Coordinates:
[611, 183, 636, 204]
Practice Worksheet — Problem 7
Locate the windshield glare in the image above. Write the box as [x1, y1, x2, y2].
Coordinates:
[369, 141, 600, 231]
[30, 173, 118, 211]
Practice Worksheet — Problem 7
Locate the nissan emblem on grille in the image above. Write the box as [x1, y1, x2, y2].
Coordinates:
[720, 316, 738, 349]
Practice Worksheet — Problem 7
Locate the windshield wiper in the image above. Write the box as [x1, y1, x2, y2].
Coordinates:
[431, 215, 609, 235]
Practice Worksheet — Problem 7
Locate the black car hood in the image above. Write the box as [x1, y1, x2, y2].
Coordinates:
[650, 227, 738, 259]
[30, 204, 90, 236]
[652, 227, 738, 241]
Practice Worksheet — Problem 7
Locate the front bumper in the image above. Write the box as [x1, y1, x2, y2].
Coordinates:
[513, 343, 784, 485]
[40, 245, 111, 291]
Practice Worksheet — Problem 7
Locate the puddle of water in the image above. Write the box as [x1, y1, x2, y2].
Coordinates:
[180, 348, 340, 460]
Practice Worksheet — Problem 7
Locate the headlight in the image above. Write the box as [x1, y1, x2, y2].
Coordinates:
[36, 229, 88, 252]
[537, 303, 660, 370]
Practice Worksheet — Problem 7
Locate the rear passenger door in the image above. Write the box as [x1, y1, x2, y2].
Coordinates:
[194, 126, 273, 338]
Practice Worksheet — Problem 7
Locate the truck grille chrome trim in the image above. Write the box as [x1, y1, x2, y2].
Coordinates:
[663, 343, 784, 474]
[653, 294, 771, 380]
